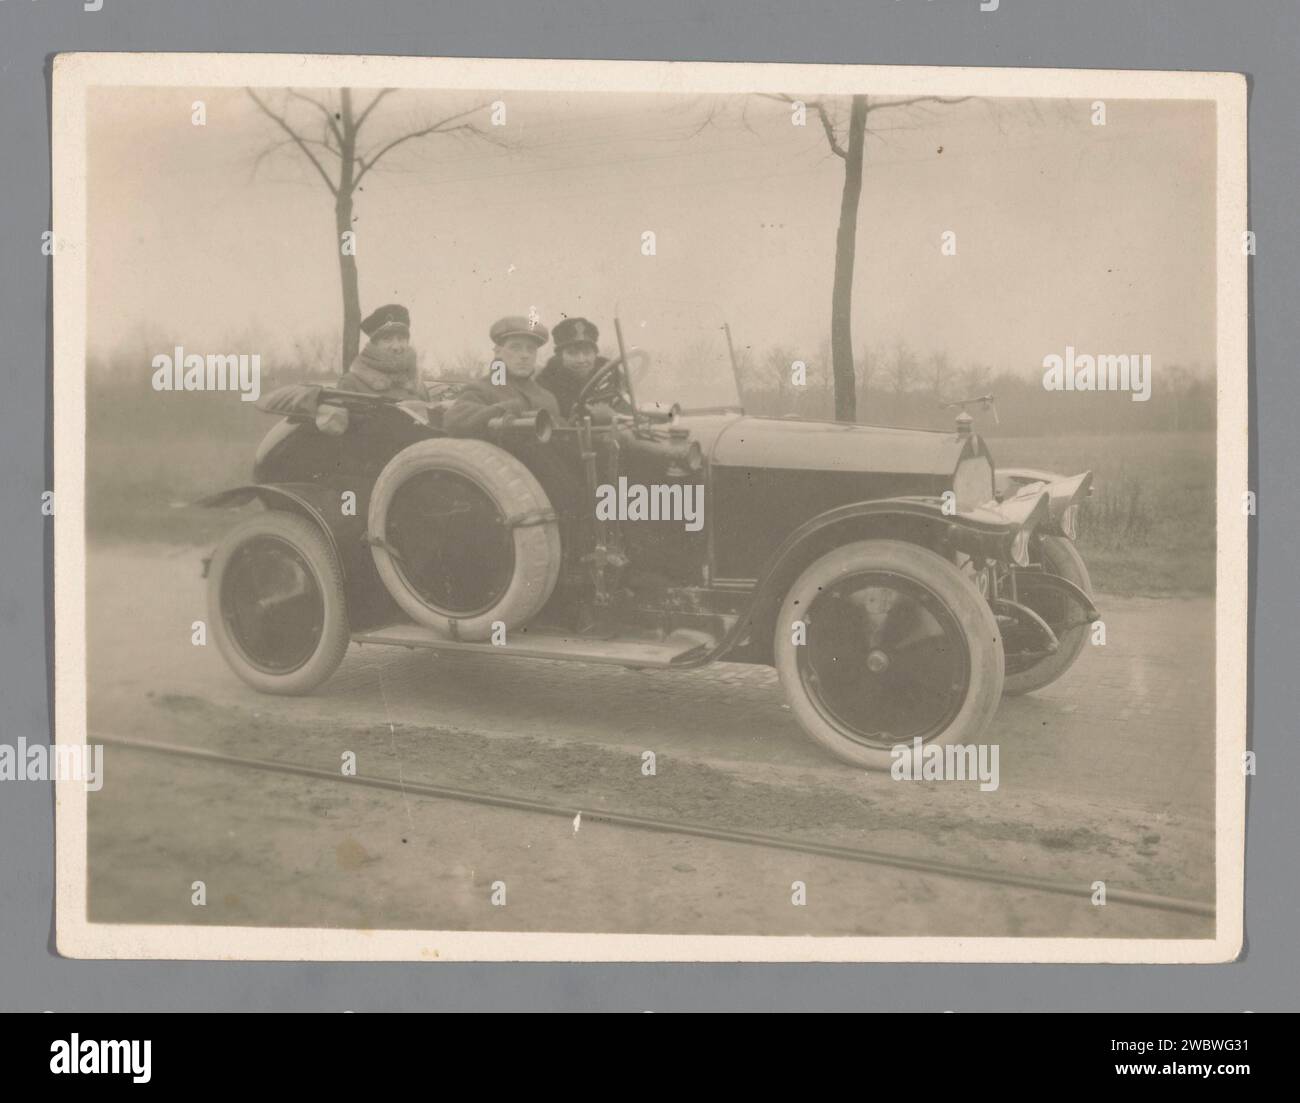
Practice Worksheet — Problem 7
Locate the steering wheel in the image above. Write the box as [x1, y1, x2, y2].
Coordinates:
[574, 348, 648, 412]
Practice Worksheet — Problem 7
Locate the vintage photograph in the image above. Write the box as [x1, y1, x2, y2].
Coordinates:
[51, 55, 1246, 961]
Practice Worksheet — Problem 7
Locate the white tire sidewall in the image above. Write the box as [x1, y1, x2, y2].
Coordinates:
[774, 539, 1005, 770]
[207, 511, 351, 695]
[368, 439, 561, 640]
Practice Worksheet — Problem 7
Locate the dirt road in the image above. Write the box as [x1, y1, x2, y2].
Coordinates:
[82, 542, 1217, 939]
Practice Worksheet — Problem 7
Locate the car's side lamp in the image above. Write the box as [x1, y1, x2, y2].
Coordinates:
[636, 401, 682, 423]
[315, 403, 350, 436]
[1011, 526, 1033, 567]
[1060, 503, 1079, 541]
[667, 440, 704, 478]
[487, 409, 553, 444]
[990, 487, 1049, 567]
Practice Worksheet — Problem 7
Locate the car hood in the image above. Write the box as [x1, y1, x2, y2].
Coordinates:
[695, 414, 980, 476]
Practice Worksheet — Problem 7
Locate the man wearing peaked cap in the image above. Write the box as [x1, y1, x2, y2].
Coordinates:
[443, 313, 560, 437]
[338, 302, 428, 400]
[537, 316, 613, 422]
[362, 303, 411, 339]
[488, 314, 550, 349]
[553, 316, 598, 349]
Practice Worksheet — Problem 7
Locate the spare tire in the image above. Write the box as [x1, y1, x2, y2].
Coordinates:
[367, 438, 562, 640]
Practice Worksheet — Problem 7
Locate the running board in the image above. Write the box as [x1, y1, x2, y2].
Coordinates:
[351, 623, 717, 668]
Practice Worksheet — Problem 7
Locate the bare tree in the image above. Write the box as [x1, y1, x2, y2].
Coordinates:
[246, 87, 494, 367]
[761, 344, 799, 413]
[763, 94, 970, 423]
[957, 361, 993, 398]
[439, 349, 486, 382]
[729, 344, 757, 395]
[287, 329, 343, 381]
[927, 350, 952, 401]
[858, 343, 875, 403]
[1162, 363, 1192, 431]
[888, 340, 918, 396]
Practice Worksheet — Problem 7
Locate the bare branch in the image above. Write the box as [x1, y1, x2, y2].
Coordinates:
[760, 93, 971, 152]
[250, 135, 340, 180]
[812, 102, 847, 159]
[463, 123, 512, 151]
[245, 88, 339, 196]
[356, 124, 486, 180]
[250, 137, 296, 181]
[758, 93, 846, 158]
[353, 102, 493, 186]
[681, 99, 724, 141]
[980, 96, 1009, 136]
[285, 89, 344, 144]
[319, 115, 341, 155]
[737, 96, 761, 139]
[864, 95, 974, 115]
[355, 88, 396, 129]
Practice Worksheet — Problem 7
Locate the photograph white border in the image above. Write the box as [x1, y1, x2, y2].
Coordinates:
[52, 52, 1248, 962]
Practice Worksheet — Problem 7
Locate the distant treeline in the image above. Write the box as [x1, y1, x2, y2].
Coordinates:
[88, 337, 1216, 436]
[736, 370, 1217, 435]
[730, 344, 1216, 435]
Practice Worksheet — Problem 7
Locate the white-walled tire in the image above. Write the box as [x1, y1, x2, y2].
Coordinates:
[367, 438, 561, 641]
[774, 539, 1005, 770]
[208, 511, 351, 695]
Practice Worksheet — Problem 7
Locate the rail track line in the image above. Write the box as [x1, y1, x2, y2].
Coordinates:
[95, 732, 1215, 919]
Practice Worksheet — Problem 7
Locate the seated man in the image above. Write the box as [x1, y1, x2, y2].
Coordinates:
[338, 303, 429, 401]
[536, 317, 613, 421]
[443, 315, 561, 436]
[445, 316, 586, 599]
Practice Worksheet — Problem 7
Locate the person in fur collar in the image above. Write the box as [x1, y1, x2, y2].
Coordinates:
[537, 317, 616, 424]
[338, 303, 429, 401]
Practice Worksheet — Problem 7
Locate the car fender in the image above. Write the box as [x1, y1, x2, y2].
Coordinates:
[194, 482, 367, 579]
[713, 495, 1029, 665]
[996, 466, 1065, 496]
[756, 496, 1023, 585]
[995, 467, 1093, 538]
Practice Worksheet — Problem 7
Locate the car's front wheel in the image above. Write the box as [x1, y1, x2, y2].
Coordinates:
[207, 511, 351, 695]
[774, 539, 1005, 770]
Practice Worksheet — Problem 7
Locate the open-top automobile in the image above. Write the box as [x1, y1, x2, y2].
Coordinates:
[199, 304, 1098, 769]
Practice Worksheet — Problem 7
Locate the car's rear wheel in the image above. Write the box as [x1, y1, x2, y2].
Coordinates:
[207, 511, 351, 695]
[774, 539, 1005, 770]
[1001, 535, 1093, 696]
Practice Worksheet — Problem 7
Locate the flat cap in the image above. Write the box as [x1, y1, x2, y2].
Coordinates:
[490, 314, 549, 347]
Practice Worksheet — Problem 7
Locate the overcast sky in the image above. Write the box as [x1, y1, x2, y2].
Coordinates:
[86, 86, 1216, 376]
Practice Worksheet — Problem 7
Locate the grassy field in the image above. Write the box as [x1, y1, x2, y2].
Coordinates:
[86, 389, 269, 547]
[994, 431, 1215, 594]
[85, 388, 1214, 594]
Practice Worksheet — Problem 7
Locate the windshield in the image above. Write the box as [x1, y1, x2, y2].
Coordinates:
[608, 300, 743, 415]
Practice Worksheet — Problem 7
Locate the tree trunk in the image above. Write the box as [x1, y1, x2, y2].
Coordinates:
[336, 197, 360, 367]
[336, 89, 362, 368]
[830, 95, 867, 423]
